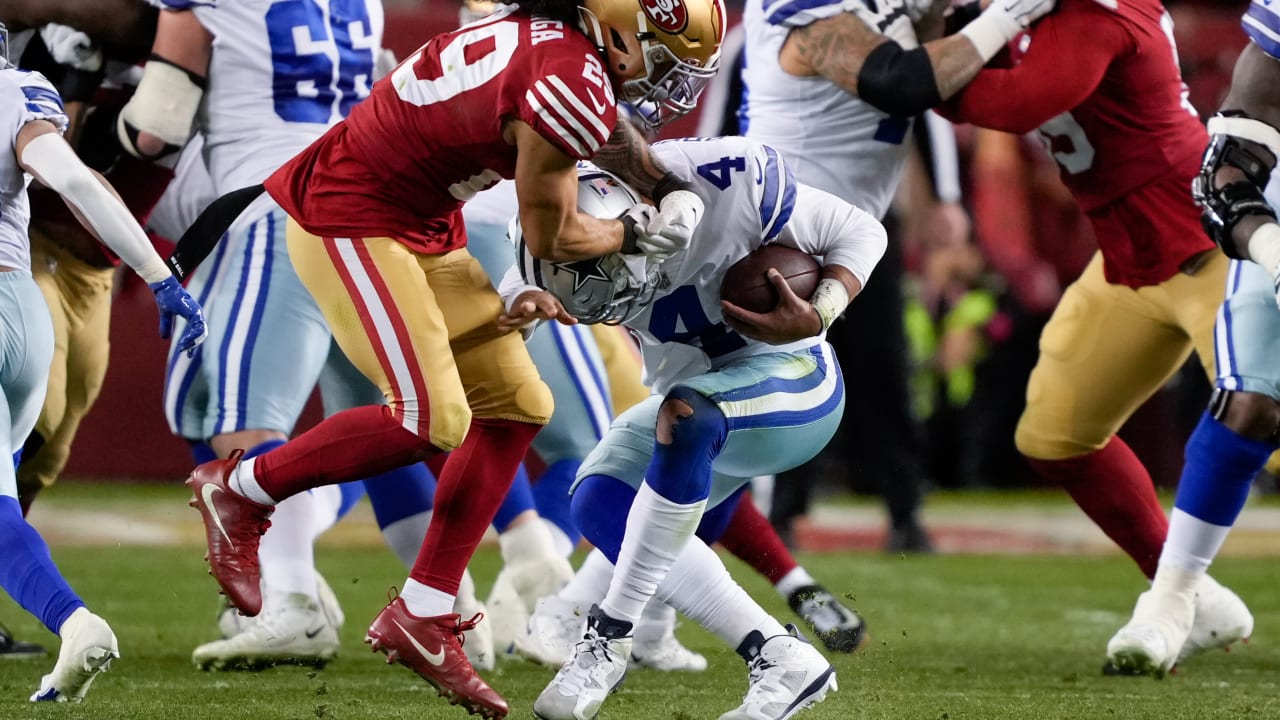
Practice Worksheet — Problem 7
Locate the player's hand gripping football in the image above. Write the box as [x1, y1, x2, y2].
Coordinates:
[721, 269, 823, 345]
[628, 189, 705, 262]
[150, 276, 208, 357]
[498, 289, 579, 332]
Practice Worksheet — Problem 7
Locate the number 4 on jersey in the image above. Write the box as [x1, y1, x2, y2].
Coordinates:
[697, 156, 747, 190]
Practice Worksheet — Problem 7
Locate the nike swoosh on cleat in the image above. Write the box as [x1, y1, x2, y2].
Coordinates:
[305, 627, 325, 640]
[393, 620, 446, 666]
[201, 484, 235, 547]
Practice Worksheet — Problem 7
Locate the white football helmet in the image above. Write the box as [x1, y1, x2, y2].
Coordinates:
[579, 0, 727, 129]
[0, 21, 10, 69]
[514, 165, 664, 325]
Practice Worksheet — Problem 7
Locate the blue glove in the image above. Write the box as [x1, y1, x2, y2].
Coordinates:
[150, 276, 208, 357]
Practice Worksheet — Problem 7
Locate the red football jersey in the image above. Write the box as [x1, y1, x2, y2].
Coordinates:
[265, 5, 617, 254]
[938, 0, 1214, 287]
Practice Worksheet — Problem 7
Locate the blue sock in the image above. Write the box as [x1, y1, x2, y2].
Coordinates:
[570, 473, 636, 563]
[645, 388, 727, 504]
[243, 438, 287, 460]
[695, 485, 747, 544]
[492, 463, 535, 532]
[1175, 412, 1272, 525]
[0, 497, 84, 634]
[189, 441, 217, 465]
[11, 449, 21, 468]
[365, 463, 436, 528]
[533, 459, 581, 547]
[336, 482, 367, 520]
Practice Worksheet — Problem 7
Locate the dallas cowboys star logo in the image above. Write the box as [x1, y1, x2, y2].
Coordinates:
[554, 257, 614, 292]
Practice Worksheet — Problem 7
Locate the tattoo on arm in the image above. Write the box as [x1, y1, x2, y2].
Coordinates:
[790, 13, 883, 95]
[593, 120, 667, 197]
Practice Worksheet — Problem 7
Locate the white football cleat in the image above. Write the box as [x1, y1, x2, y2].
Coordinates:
[516, 594, 586, 667]
[193, 592, 339, 671]
[1106, 586, 1195, 678]
[1179, 574, 1253, 663]
[533, 606, 632, 720]
[217, 569, 344, 639]
[487, 554, 575, 655]
[719, 625, 837, 720]
[629, 600, 706, 672]
[31, 608, 119, 703]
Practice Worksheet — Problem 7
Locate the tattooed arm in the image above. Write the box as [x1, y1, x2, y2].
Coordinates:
[591, 118, 669, 199]
[776, 0, 1051, 117]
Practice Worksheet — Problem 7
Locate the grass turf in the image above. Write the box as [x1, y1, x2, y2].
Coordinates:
[0, 547, 1275, 720]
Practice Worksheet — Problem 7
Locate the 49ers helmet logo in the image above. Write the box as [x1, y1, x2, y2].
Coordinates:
[640, 0, 688, 34]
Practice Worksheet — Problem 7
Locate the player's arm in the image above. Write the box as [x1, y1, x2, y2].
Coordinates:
[511, 119, 628, 262]
[0, 0, 156, 50]
[935, 8, 1113, 133]
[775, 0, 1052, 117]
[117, 5, 211, 159]
[15, 118, 207, 353]
[1195, 41, 1280, 288]
[723, 184, 887, 343]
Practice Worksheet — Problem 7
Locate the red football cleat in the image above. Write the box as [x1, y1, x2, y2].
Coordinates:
[186, 449, 273, 616]
[366, 595, 508, 719]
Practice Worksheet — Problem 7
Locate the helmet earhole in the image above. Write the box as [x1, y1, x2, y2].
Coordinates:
[609, 29, 627, 53]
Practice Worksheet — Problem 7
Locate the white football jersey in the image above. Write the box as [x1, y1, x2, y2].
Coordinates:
[0, 69, 68, 273]
[148, 134, 218, 242]
[630, 136, 881, 393]
[741, 0, 933, 219]
[177, 0, 384, 193]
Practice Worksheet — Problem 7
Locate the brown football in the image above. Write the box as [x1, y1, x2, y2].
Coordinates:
[720, 244, 822, 314]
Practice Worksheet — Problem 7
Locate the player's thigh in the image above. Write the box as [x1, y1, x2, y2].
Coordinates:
[683, 344, 845, 503]
[528, 322, 614, 464]
[426, 249, 552, 426]
[290, 228, 469, 448]
[0, 274, 56, 456]
[1162, 249, 1229, 383]
[317, 341, 385, 416]
[27, 250, 68, 438]
[60, 257, 115, 416]
[590, 324, 648, 414]
[577, 394, 662, 492]
[196, 208, 331, 438]
[1210, 259, 1280, 398]
[1016, 255, 1192, 459]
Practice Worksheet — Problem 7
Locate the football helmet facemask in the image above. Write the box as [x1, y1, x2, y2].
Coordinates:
[513, 164, 664, 325]
[579, 0, 727, 129]
[0, 22, 10, 70]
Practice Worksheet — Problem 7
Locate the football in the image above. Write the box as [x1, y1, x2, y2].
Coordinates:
[720, 244, 822, 313]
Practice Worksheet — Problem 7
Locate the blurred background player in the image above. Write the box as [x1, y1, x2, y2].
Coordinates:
[934, 0, 1255, 669]
[740, 0, 1053, 552]
[505, 138, 885, 720]
[0, 43, 205, 701]
[181, 1, 725, 716]
[1107, 0, 1280, 676]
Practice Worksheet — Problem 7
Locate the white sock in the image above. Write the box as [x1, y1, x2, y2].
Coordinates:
[601, 483, 705, 627]
[634, 597, 676, 647]
[400, 578, 456, 618]
[230, 456, 276, 505]
[454, 568, 480, 614]
[382, 511, 432, 569]
[559, 548, 615, 607]
[499, 515, 558, 566]
[543, 518, 575, 559]
[309, 485, 344, 537]
[657, 537, 785, 647]
[259, 492, 319, 602]
[1160, 507, 1231, 577]
[775, 566, 818, 599]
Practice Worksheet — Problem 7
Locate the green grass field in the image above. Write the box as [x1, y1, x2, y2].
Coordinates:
[0, 485, 1276, 720]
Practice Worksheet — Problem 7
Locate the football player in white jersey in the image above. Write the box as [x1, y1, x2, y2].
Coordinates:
[0, 34, 205, 701]
[1106, 1, 1280, 676]
[119, 0, 414, 669]
[500, 135, 887, 720]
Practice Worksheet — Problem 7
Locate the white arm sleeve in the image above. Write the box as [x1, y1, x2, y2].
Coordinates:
[20, 133, 172, 284]
[773, 183, 887, 288]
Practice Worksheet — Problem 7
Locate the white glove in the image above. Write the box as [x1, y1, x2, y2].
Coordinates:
[960, 0, 1054, 61]
[636, 190, 704, 262]
[40, 24, 102, 72]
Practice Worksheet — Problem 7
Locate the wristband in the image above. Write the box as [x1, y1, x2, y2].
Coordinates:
[652, 171, 695, 204]
[1248, 222, 1280, 277]
[810, 277, 851, 332]
[959, 8, 1021, 62]
[138, 256, 175, 285]
[621, 213, 641, 254]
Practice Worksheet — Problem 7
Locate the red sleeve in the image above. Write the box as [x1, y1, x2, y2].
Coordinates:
[937, 5, 1128, 134]
[517, 49, 618, 160]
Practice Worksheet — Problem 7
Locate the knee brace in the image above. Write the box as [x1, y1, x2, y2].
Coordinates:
[645, 387, 728, 504]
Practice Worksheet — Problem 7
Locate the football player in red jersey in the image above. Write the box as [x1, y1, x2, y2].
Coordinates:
[182, 1, 725, 716]
[936, 0, 1255, 669]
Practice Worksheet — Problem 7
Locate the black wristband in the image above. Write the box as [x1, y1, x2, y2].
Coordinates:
[621, 213, 641, 254]
[652, 172, 694, 204]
